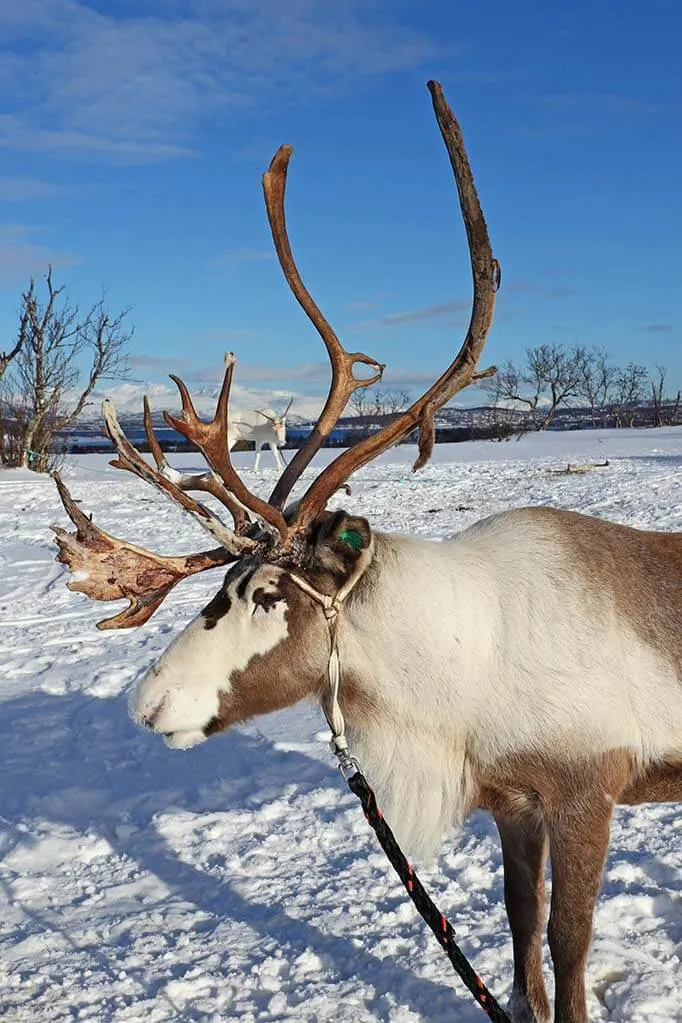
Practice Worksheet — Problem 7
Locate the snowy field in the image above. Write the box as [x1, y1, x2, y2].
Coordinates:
[0, 427, 680, 1023]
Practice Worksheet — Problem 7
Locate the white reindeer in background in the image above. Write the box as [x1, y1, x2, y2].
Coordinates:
[53, 81, 681, 1023]
[227, 399, 292, 471]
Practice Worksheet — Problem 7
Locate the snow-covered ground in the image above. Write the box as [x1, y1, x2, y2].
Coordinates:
[1, 427, 680, 1023]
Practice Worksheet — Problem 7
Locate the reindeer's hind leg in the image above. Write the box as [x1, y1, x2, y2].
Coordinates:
[253, 445, 262, 471]
[495, 813, 551, 1023]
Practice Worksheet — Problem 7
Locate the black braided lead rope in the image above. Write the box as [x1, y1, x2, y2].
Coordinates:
[347, 770, 513, 1023]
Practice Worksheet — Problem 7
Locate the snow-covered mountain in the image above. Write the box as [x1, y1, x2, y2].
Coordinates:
[76, 380, 324, 425]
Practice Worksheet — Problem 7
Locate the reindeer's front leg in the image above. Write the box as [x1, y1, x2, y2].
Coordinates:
[495, 813, 551, 1023]
[270, 442, 285, 470]
[546, 791, 615, 1023]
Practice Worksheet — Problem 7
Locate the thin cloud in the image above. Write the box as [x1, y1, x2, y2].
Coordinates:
[1, 2, 438, 164]
[541, 93, 661, 116]
[189, 360, 330, 385]
[639, 324, 675, 333]
[0, 225, 79, 287]
[202, 328, 259, 343]
[502, 279, 576, 300]
[345, 300, 377, 312]
[520, 92, 664, 142]
[546, 286, 577, 299]
[356, 299, 471, 330]
[239, 362, 330, 384]
[502, 280, 536, 296]
[0, 116, 198, 163]
[206, 249, 272, 273]
[129, 354, 190, 374]
[379, 367, 443, 388]
[0, 176, 61, 201]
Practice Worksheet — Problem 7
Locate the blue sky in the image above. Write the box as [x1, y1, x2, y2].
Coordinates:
[1, 0, 680, 415]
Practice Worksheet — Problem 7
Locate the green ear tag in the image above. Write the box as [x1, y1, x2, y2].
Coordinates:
[338, 528, 363, 552]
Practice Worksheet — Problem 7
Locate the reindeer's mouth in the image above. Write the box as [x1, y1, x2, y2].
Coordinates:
[162, 729, 208, 750]
[132, 692, 211, 750]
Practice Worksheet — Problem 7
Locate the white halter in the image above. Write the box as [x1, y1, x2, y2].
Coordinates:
[287, 546, 372, 763]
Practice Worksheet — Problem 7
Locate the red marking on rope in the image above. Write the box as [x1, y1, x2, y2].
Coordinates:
[367, 789, 382, 819]
[346, 769, 512, 1022]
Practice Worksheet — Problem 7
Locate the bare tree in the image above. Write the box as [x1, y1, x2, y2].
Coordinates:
[480, 342, 674, 432]
[576, 347, 619, 427]
[651, 365, 667, 427]
[350, 387, 410, 416]
[0, 269, 133, 471]
[649, 364, 681, 427]
[0, 311, 28, 382]
[478, 369, 531, 439]
[525, 343, 586, 428]
[482, 359, 543, 427]
[482, 343, 585, 430]
[611, 363, 649, 428]
[349, 387, 410, 436]
[348, 388, 373, 437]
[372, 388, 410, 414]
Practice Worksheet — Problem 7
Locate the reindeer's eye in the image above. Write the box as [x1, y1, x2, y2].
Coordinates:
[252, 589, 281, 615]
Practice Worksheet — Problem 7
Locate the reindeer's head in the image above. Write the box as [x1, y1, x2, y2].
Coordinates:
[254, 398, 293, 446]
[52, 80, 498, 749]
[132, 511, 373, 748]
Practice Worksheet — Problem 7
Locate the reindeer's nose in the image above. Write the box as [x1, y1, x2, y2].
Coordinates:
[139, 701, 164, 730]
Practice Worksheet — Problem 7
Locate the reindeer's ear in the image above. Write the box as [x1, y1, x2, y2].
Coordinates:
[309, 510, 372, 581]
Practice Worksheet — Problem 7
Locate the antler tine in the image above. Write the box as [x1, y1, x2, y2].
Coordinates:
[163, 354, 288, 540]
[103, 398, 256, 556]
[139, 394, 250, 530]
[282, 396, 294, 418]
[51, 473, 233, 630]
[142, 395, 165, 469]
[262, 146, 385, 511]
[286, 81, 500, 540]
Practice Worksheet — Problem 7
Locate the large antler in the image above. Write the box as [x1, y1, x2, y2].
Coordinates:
[262, 147, 385, 511]
[51, 474, 233, 629]
[53, 79, 499, 627]
[284, 81, 499, 540]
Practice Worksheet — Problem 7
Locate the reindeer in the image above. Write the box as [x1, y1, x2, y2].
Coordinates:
[228, 399, 293, 471]
[52, 81, 681, 1023]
